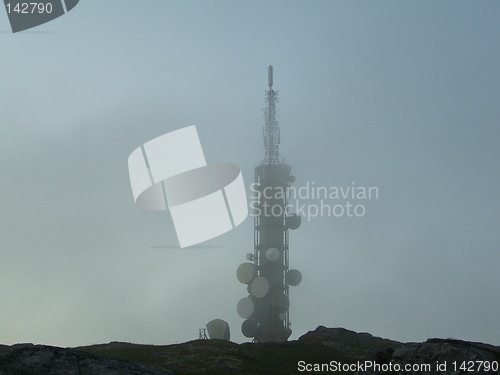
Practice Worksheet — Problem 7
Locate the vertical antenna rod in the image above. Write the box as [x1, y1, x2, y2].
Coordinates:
[262, 65, 280, 165]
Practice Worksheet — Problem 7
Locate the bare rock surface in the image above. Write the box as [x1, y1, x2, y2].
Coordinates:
[0, 343, 172, 375]
[1, 327, 498, 374]
[359, 337, 500, 375]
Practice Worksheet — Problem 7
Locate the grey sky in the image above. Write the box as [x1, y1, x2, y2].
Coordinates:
[0, 1, 498, 347]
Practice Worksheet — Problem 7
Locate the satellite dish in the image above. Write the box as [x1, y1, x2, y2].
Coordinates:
[237, 263, 256, 284]
[250, 276, 269, 298]
[241, 319, 258, 338]
[237, 297, 254, 319]
[245, 253, 254, 261]
[253, 299, 270, 322]
[286, 269, 302, 286]
[206, 319, 230, 341]
[265, 247, 279, 261]
[278, 312, 286, 321]
[285, 213, 301, 230]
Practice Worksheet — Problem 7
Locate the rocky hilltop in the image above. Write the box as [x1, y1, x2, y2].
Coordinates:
[0, 327, 498, 374]
[0, 343, 170, 375]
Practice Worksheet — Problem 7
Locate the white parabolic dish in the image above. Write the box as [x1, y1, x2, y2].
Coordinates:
[265, 247, 279, 261]
[236, 262, 256, 284]
[250, 276, 269, 298]
[237, 297, 254, 319]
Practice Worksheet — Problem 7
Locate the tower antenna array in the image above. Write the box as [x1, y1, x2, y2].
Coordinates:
[236, 66, 302, 342]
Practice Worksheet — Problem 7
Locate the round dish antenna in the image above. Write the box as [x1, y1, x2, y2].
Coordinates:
[237, 263, 256, 284]
[242, 319, 258, 338]
[265, 247, 279, 261]
[286, 269, 302, 286]
[250, 276, 269, 298]
[286, 213, 301, 230]
[237, 297, 254, 319]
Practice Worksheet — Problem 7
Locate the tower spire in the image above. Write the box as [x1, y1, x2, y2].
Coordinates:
[262, 65, 280, 165]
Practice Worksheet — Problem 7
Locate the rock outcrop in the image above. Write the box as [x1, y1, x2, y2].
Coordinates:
[360, 337, 500, 375]
[1, 328, 498, 374]
[0, 343, 172, 375]
[298, 325, 400, 356]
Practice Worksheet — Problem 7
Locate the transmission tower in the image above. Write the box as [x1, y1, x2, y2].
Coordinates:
[236, 66, 302, 342]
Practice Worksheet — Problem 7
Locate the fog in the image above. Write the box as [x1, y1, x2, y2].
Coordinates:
[0, 1, 498, 347]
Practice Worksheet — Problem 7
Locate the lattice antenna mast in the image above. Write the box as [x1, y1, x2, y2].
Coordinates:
[262, 65, 280, 165]
[236, 66, 301, 343]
